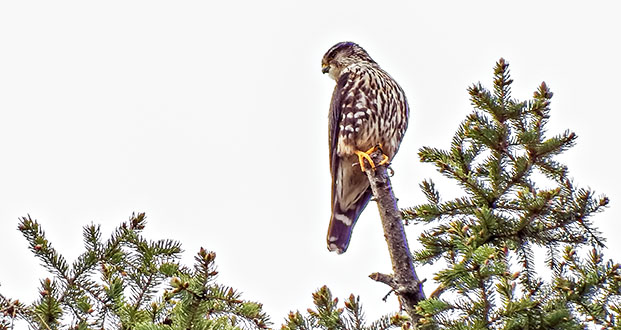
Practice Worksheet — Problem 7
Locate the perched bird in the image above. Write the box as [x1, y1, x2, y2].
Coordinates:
[322, 41, 410, 254]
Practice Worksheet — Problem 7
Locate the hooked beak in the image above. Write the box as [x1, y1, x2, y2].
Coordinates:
[322, 64, 330, 74]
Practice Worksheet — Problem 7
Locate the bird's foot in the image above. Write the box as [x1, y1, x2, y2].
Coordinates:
[354, 145, 389, 172]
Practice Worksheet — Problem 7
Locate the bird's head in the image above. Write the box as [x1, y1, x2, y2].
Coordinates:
[321, 41, 375, 81]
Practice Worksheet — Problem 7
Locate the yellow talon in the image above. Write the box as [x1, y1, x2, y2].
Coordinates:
[354, 145, 390, 172]
[378, 153, 390, 166]
[355, 149, 375, 172]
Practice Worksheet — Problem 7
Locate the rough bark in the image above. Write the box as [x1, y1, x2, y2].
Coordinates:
[364, 150, 425, 320]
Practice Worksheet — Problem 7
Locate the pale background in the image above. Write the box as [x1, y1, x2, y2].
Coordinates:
[1, 0, 619, 326]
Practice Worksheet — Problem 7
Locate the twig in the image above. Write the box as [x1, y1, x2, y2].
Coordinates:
[364, 150, 426, 320]
[429, 283, 446, 299]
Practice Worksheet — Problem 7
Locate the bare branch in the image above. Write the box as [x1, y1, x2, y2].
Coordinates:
[364, 150, 426, 320]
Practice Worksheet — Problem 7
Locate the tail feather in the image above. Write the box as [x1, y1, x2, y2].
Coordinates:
[327, 188, 372, 253]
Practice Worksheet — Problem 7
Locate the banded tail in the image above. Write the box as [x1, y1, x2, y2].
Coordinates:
[327, 187, 372, 253]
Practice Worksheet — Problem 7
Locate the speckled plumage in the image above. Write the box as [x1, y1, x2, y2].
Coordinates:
[322, 41, 410, 254]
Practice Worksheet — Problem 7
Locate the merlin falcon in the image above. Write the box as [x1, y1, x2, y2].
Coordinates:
[322, 41, 410, 254]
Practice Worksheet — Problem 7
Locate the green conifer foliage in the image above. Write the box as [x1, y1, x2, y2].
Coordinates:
[281, 286, 407, 330]
[0, 213, 270, 330]
[402, 59, 619, 329]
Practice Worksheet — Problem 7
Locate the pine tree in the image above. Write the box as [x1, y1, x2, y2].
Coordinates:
[401, 59, 619, 329]
[0, 213, 270, 330]
[284, 59, 620, 330]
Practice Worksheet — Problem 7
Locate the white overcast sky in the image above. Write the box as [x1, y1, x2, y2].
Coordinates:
[1, 0, 620, 326]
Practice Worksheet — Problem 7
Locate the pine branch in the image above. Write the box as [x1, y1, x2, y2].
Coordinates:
[401, 58, 617, 328]
[2, 214, 271, 329]
[363, 150, 426, 320]
[282, 286, 404, 330]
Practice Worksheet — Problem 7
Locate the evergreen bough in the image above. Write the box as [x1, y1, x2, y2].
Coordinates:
[0, 213, 270, 330]
[281, 286, 408, 330]
[402, 59, 619, 329]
